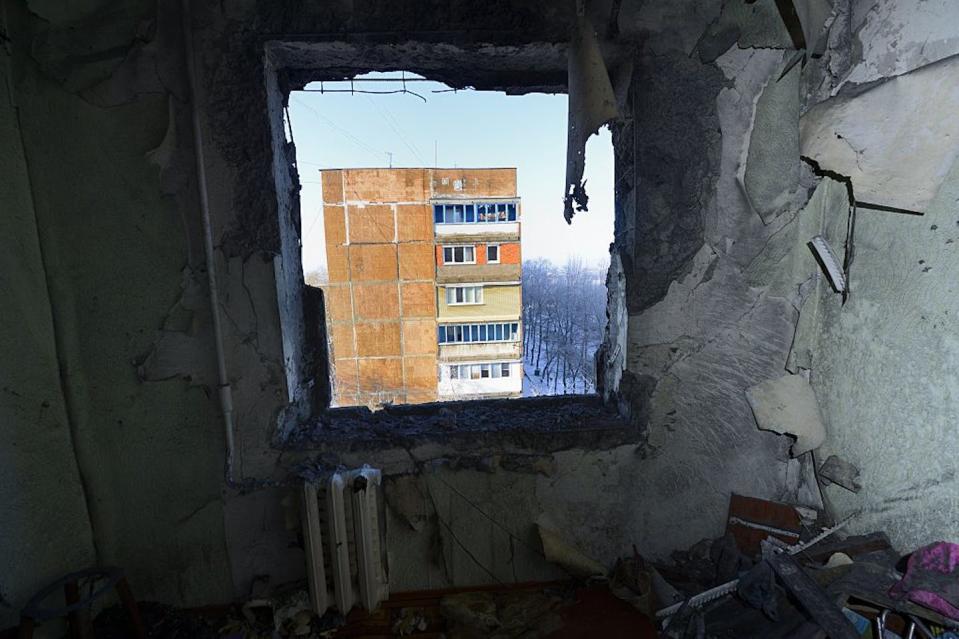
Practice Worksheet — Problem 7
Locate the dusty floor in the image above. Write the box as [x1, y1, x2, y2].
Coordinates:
[88, 581, 655, 639]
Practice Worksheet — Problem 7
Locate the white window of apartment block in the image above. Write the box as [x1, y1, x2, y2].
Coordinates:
[442, 245, 476, 264]
[446, 286, 484, 305]
[486, 244, 500, 263]
[449, 362, 512, 380]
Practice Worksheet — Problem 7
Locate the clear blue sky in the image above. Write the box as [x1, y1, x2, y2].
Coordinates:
[287, 73, 614, 276]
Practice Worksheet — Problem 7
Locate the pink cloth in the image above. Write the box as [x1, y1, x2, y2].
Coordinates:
[890, 541, 959, 620]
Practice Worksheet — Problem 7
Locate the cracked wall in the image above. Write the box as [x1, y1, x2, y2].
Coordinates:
[796, 0, 959, 551]
[616, 41, 822, 557]
[616, 0, 959, 557]
[5, 0, 959, 624]
[0, 0, 642, 619]
[0, 0, 827, 616]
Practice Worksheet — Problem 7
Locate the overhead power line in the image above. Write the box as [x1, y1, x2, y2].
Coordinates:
[290, 96, 383, 159]
[363, 95, 427, 165]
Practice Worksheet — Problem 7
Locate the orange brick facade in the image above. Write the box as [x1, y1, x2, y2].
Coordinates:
[322, 167, 521, 407]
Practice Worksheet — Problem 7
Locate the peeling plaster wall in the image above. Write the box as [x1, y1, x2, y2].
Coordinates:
[0, 44, 97, 629]
[614, 42, 821, 556]
[812, 162, 959, 549]
[0, 0, 823, 614]
[798, 1, 959, 550]
[0, 0, 632, 616]
[843, 0, 959, 86]
[2, 0, 236, 615]
[7, 0, 959, 620]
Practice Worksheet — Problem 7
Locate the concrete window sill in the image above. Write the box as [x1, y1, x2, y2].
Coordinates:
[283, 395, 635, 456]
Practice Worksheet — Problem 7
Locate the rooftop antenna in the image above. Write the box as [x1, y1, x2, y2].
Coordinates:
[385, 151, 393, 168]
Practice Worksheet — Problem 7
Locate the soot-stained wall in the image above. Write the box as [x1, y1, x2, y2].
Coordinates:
[4, 0, 959, 625]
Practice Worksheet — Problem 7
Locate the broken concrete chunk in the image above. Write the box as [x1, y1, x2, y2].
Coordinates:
[801, 55, 959, 213]
[746, 374, 827, 457]
[564, 13, 619, 223]
[537, 518, 607, 579]
[740, 52, 801, 223]
[819, 455, 862, 493]
[824, 552, 853, 568]
[440, 592, 499, 633]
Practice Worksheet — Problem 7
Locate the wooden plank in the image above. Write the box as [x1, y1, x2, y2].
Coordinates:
[765, 548, 859, 639]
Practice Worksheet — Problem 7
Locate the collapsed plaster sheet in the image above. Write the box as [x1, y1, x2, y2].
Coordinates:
[536, 518, 607, 579]
[695, 0, 795, 62]
[800, 54, 959, 213]
[746, 374, 827, 457]
[564, 14, 618, 223]
[843, 0, 959, 87]
[744, 176, 847, 306]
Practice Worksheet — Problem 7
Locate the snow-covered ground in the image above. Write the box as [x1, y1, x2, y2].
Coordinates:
[520, 338, 598, 397]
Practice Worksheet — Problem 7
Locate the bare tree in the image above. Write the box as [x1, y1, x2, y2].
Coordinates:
[522, 256, 608, 396]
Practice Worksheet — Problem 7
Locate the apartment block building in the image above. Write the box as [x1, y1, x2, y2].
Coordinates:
[321, 167, 523, 407]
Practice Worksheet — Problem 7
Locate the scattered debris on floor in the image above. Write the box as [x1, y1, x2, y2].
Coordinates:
[93, 584, 342, 639]
[643, 494, 959, 638]
[537, 517, 607, 579]
[89, 494, 959, 638]
[440, 589, 566, 638]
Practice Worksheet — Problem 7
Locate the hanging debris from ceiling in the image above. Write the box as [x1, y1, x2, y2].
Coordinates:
[564, 10, 619, 224]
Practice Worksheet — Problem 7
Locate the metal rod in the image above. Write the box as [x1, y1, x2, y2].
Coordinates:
[181, 0, 236, 484]
[306, 77, 435, 82]
[300, 88, 428, 100]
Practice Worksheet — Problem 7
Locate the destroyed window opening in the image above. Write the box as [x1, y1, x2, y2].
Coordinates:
[272, 52, 617, 422]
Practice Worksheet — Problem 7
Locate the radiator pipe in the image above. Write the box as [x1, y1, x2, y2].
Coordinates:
[181, 0, 236, 483]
